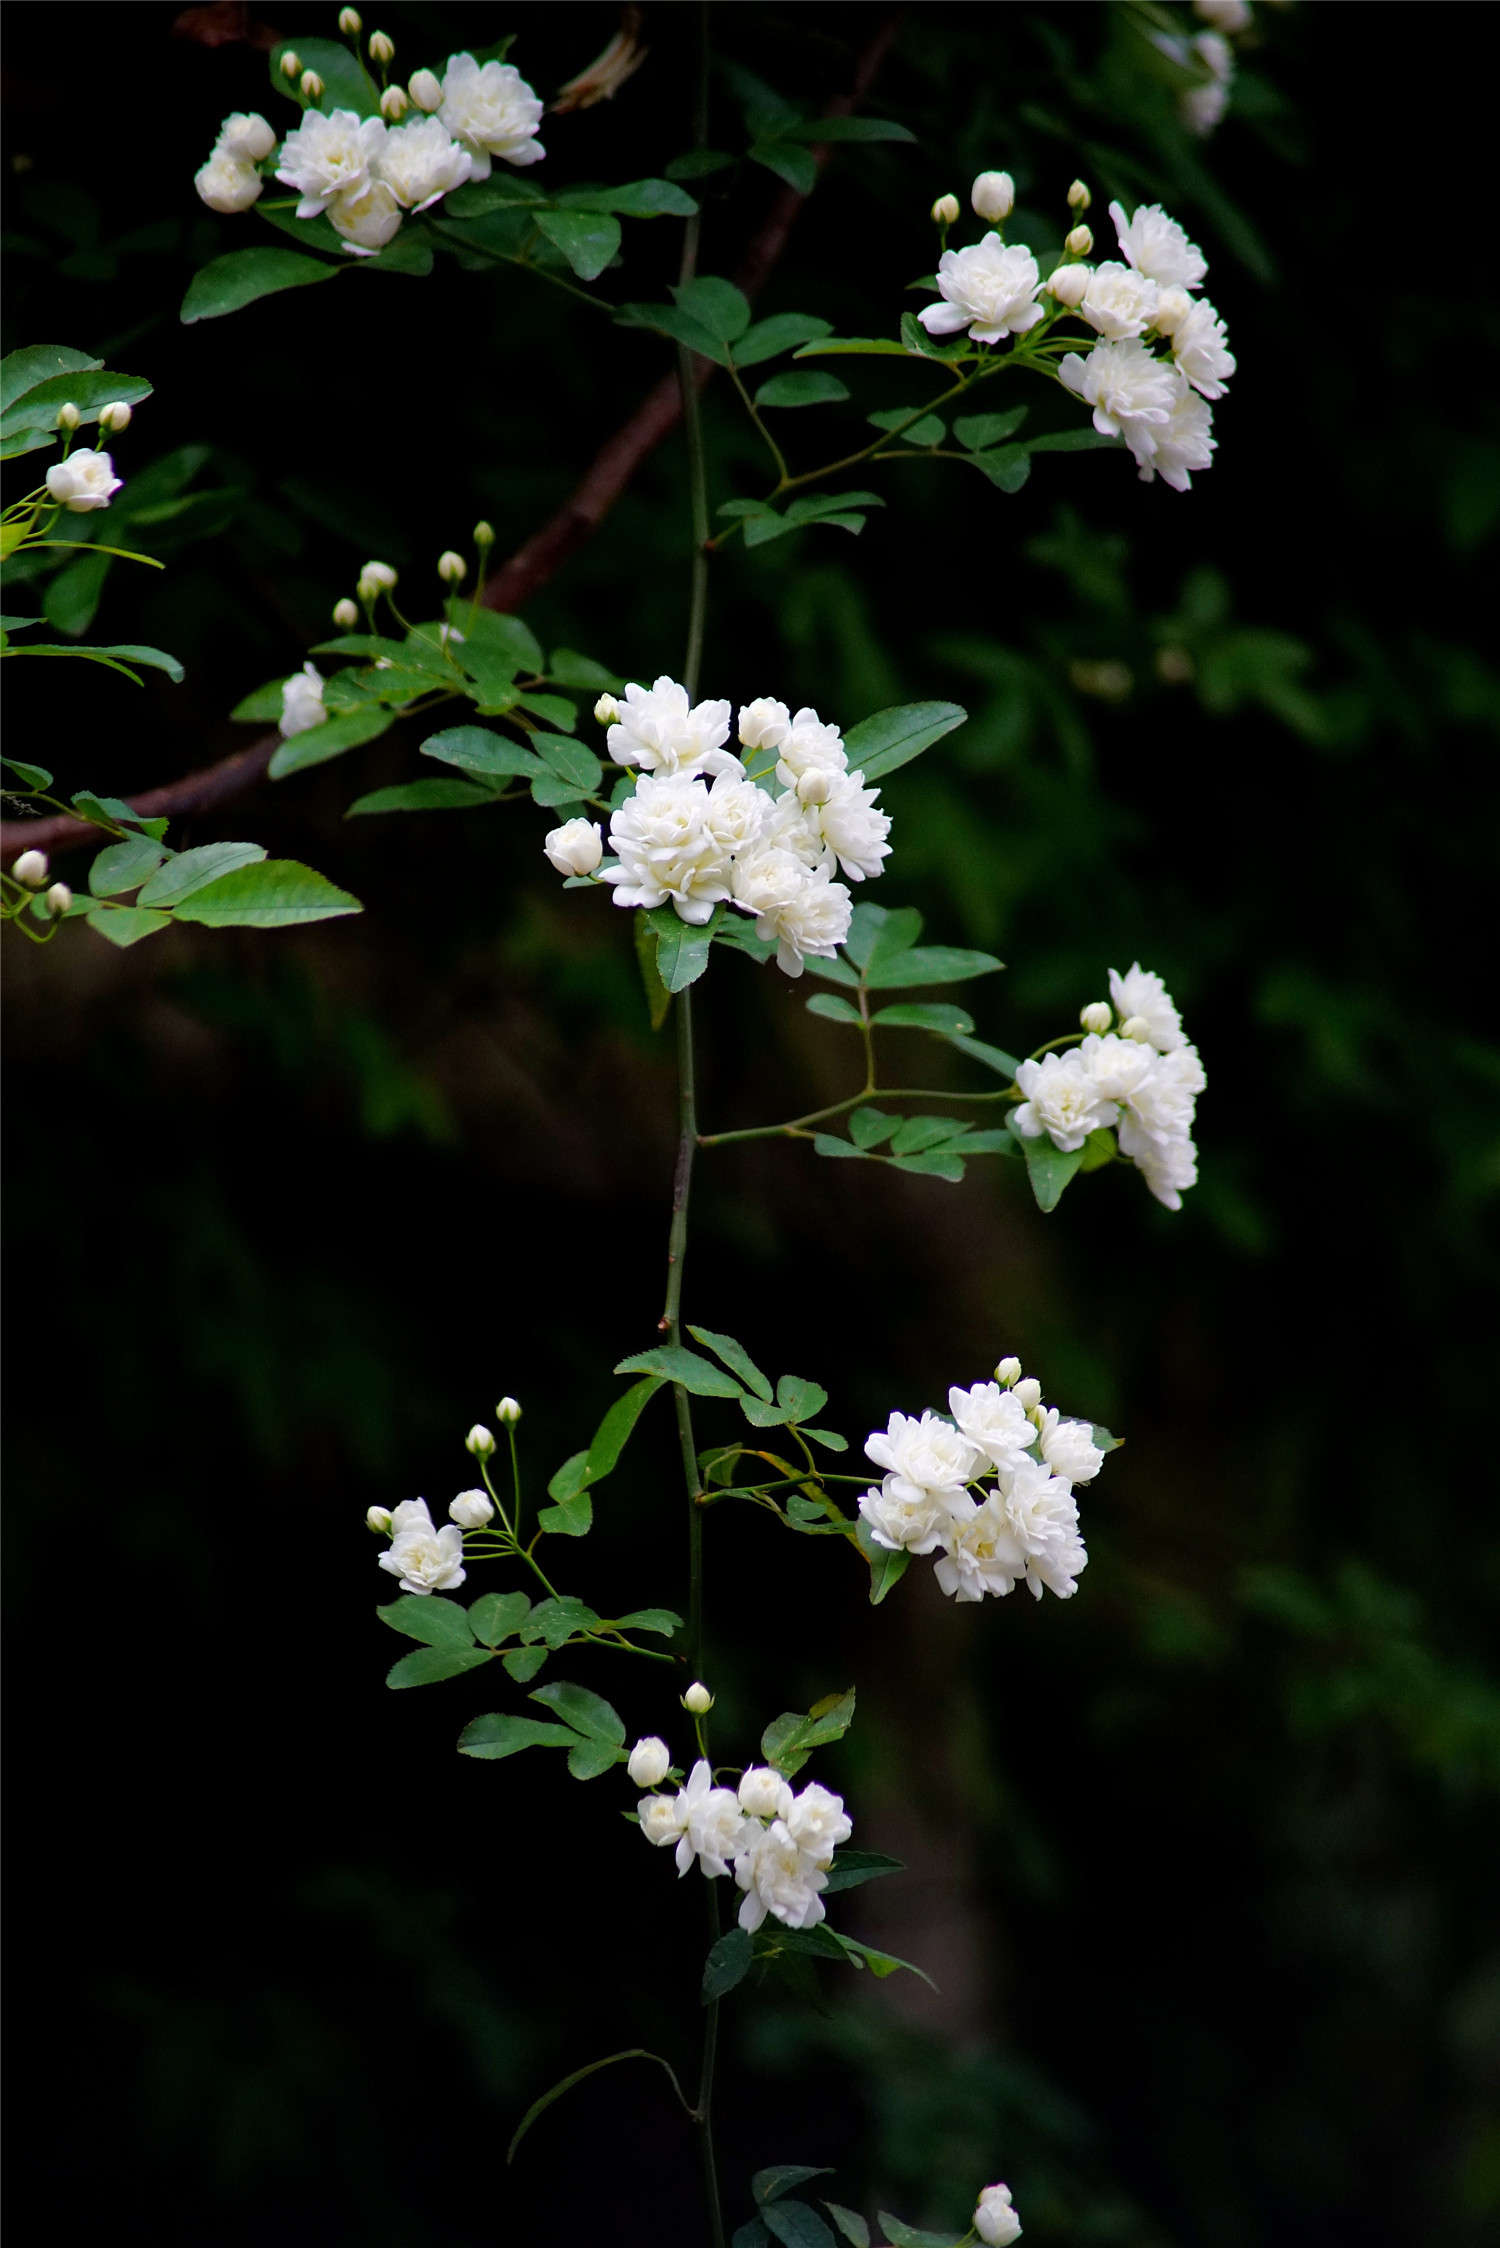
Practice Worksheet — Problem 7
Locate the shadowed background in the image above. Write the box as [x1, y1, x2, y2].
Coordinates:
[4, 5, 1497, 2243]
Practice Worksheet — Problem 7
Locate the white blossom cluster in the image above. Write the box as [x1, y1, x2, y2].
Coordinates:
[193, 51, 543, 253]
[1012, 964, 1206, 1211]
[543, 679, 892, 978]
[634, 1751, 854, 1935]
[858, 1359, 1104, 1603]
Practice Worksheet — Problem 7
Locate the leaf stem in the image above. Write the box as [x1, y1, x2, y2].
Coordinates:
[699, 1080, 1011, 1149]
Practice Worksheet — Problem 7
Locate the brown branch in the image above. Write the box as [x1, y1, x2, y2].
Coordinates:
[2, 13, 899, 865]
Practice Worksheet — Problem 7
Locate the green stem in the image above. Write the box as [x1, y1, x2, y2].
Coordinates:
[700, 1080, 1012, 1149]
[727, 361, 790, 484]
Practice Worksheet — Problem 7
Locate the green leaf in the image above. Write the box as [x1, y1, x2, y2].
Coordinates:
[1026, 426, 1123, 453]
[0, 345, 100, 416]
[537, 1485, 594, 1539]
[1017, 1126, 1085, 1213]
[845, 901, 918, 971]
[823, 2206, 871, 2248]
[946, 1032, 1021, 1078]
[810, 1134, 866, 1161]
[533, 208, 621, 282]
[313, 632, 452, 677]
[614, 1344, 744, 1399]
[793, 336, 912, 358]
[867, 408, 945, 448]
[529, 1680, 625, 1745]
[181, 248, 336, 325]
[502, 1645, 548, 1683]
[7, 640, 184, 685]
[610, 1607, 683, 1637]
[821, 1849, 905, 1895]
[848, 1106, 898, 1149]
[616, 300, 731, 365]
[0, 755, 52, 786]
[562, 177, 698, 219]
[635, 912, 671, 1030]
[761, 1688, 855, 1778]
[749, 140, 818, 195]
[468, 1592, 532, 1648]
[88, 835, 164, 897]
[753, 371, 850, 409]
[755, 2168, 836, 2206]
[230, 679, 287, 723]
[647, 902, 719, 993]
[687, 1326, 773, 1401]
[870, 1002, 974, 1035]
[891, 1115, 968, 1156]
[377, 1595, 475, 1647]
[268, 34, 378, 116]
[1090, 1422, 1124, 1454]
[567, 1736, 625, 1780]
[854, 1518, 911, 1605]
[763, 2205, 837, 2248]
[136, 842, 266, 906]
[268, 708, 392, 778]
[877, 2219, 965, 2248]
[84, 906, 170, 949]
[805, 993, 863, 1026]
[386, 1644, 493, 1690]
[420, 725, 542, 779]
[347, 779, 496, 816]
[969, 445, 1031, 494]
[171, 858, 360, 928]
[361, 231, 434, 279]
[954, 408, 1028, 450]
[780, 115, 916, 144]
[457, 1713, 578, 1761]
[519, 1596, 601, 1647]
[672, 275, 751, 342]
[547, 1453, 592, 1507]
[1079, 1125, 1116, 1172]
[547, 647, 622, 691]
[777, 1374, 828, 1423]
[865, 945, 1003, 990]
[0, 368, 153, 441]
[532, 733, 603, 793]
[842, 701, 966, 783]
[664, 148, 735, 179]
[801, 1426, 848, 1452]
[891, 1151, 965, 1182]
[584, 1375, 664, 1481]
[734, 313, 834, 367]
[899, 310, 969, 362]
[702, 1927, 754, 2002]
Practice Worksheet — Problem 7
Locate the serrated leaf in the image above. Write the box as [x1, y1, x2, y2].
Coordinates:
[530, 1680, 626, 1745]
[776, 1374, 828, 1423]
[614, 1344, 744, 1399]
[585, 1375, 664, 1482]
[171, 859, 361, 928]
[616, 299, 731, 365]
[703, 1927, 754, 2002]
[611, 1608, 683, 1638]
[891, 1115, 968, 1156]
[805, 993, 863, 1026]
[347, 779, 497, 815]
[1, 753, 51, 786]
[377, 1595, 475, 1648]
[954, 408, 1028, 450]
[136, 842, 266, 906]
[761, 1688, 855, 1777]
[764, 2205, 837, 2248]
[1026, 426, 1123, 453]
[821, 1849, 904, 1895]
[734, 313, 834, 367]
[899, 310, 968, 362]
[182, 247, 337, 325]
[870, 1002, 974, 1035]
[842, 702, 967, 784]
[647, 902, 719, 993]
[868, 408, 945, 448]
[420, 725, 542, 779]
[521, 1596, 601, 1647]
[567, 1736, 624, 1780]
[547, 647, 622, 691]
[83, 907, 171, 949]
[386, 1644, 493, 1691]
[0, 368, 153, 440]
[946, 1033, 1021, 1078]
[793, 337, 912, 358]
[457, 1713, 578, 1760]
[635, 912, 671, 1030]
[848, 1106, 898, 1149]
[230, 679, 286, 723]
[865, 945, 1003, 990]
[780, 115, 916, 144]
[801, 1426, 848, 1452]
[969, 445, 1031, 494]
[811, 1134, 867, 1160]
[537, 1487, 594, 1539]
[755, 2167, 835, 2208]
[890, 1151, 965, 1182]
[268, 708, 392, 778]
[561, 177, 698, 219]
[534, 208, 621, 281]
[674, 275, 751, 342]
[845, 901, 919, 972]
[532, 733, 603, 792]
[876, 2217, 965, 2247]
[1017, 1126, 1086, 1213]
[502, 1645, 548, 1683]
[88, 835, 164, 897]
[468, 1592, 532, 1648]
[749, 139, 818, 195]
[823, 2205, 871, 2248]
[854, 1518, 911, 1605]
[0, 345, 101, 416]
[688, 1326, 773, 1401]
[267, 33, 378, 117]
[1079, 1125, 1116, 1172]
[753, 371, 850, 409]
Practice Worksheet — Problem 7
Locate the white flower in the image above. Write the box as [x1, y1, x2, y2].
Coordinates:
[1079, 260, 1160, 341]
[734, 1819, 829, 1933]
[971, 170, 1015, 222]
[366, 1505, 393, 1532]
[1116, 1045, 1205, 1210]
[448, 1489, 493, 1529]
[738, 1766, 794, 1822]
[1013, 1377, 1041, 1412]
[1057, 338, 1179, 455]
[730, 846, 851, 977]
[1195, 0, 1250, 26]
[1170, 298, 1235, 399]
[1037, 1409, 1104, 1484]
[1046, 262, 1091, 309]
[218, 111, 276, 162]
[857, 1474, 957, 1556]
[628, 1737, 672, 1788]
[408, 67, 443, 112]
[803, 768, 891, 884]
[1107, 963, 1185, 1052]
[773, 706, 848, 790]
[1181, 78, 1230, 138]
[997, 1453, 1089, 1600]
[1080, 1030, 1156, 1103]
[544, 818, 604, 877]
[947, 1382, 1038, 1474]
[390, 1497, 435, 1536]
[1109, 199, 1208, 290]
[919, 234, 1044, 344]
[785, 1782, 853, 1867]
[195, 148, 263, 213]
[975, 2183, 1023, 2245]
[1152, 286, 1193, 338]
[378, 1502, 467, 1594]
[737, 696, 791, 753]
[279, 662, 326, 738]
[277, 108, 388, 217]
[328, 179, 403, 255]
[866, 1409, 981, 1499]
[702, 772, 774, 859]
[44, 448, 122, 512]
[640, 1793, 686, 1846]
[604, 772, 735, 922]
[933, 1495, 1027, 1602]
[1012, 1049, 1117, 1152]
[674, 1760, 750, 1878]
[377, 115, 472, 210]
[607, 676, 740, 778]
[438, 53, 545, 177]
[682, 1681, 714, 1715]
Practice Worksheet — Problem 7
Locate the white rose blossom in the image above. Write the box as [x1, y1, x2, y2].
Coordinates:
[1169, 298, 1236, 399]
[1079, 261, 1160, 341]
[1108, 963, 1185, 1052]
[730, 847, 852, 978]
[733, 1818, 830, 1934]
[737, 1766, 794, 1822]
[543, 819, 604, 878]
[218, 111, 276, 162]
[1012, 1049, 1117, 1152]
[627, 1737, 672, 1789]
[277, 108, 388, 217]
[603, 772, 738, 922]
[866, 1409, 981, 1502]
[640, 1793, 686, 1847]
[448, 1489, 493, 1529]
[195, 148, 263, 213]
[737, 697, 792, 754]
[1134, 377, 1215, 490]
[801, 768, 891, 884]
[439, 53, 545, 176]
[377, 1497, 467, 1594]
[975, 2183, 1024, 2245]
[773, 706, 848, 789]
[607, 677, 740, 778]
[785, 1782, 853, 1867]
[1109, 199, 1208, 290]
[45, 449, 122, 512]
[279, 662, 326, 738]
[1080, 1029, 1156, 1104]
[857, 1474, 960, 1555]
[673, 1760, 751, 1878]
[1036, 1408, 1105, 1485]
[328, 179, 403, 255]
[947, 1382, 1038, 1474]
[376, 116, 473, 210]
[1057, 338, 1180, 464]
[919, 234, 1044, 344]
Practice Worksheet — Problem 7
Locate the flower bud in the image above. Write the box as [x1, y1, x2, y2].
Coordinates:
[796, 767, 834, 808]
[544, 819, 604, 878]
[1151, 285, 1193, 338]
[472, 518, 495, 547]
[930, 192, 961, 227]
[465, 1423, 495, 1458]
[627, 1736, 671, 1788]
[13, 849, 49, 888]
[1067, 178, 1092, 212]
[1013, 1377, 1042, 1412]
[593, 693, 620, 727]
[1066, 224, 1093, 258]
[640, 1794, 683, 1844]
[449, 1488, 494, 1530]
[339, 6, 362, 32]
[682, 1681, 714, 1715]
[1080, 1000, 1112, 1035]
[280, 49, 302, 79]
[409, 68, 443, 111]
[367, 1504, 393, 1532]
[1046, 263, 1091, 308]
[1120, 1014, 1152, 1043]
[99, 400, 133, 433]
[369, 30, 395, 65]
[994, 1356, 1023, 1387]
[299, 70, 324, 100]
[437, 549, 466, 584]
[362, 559, 398, 590]
[44, 880, 72, 917]
[380, 85, 408, 121]
[332, 597, 359, 629]
[971, 169, 1014, 222]
[738, 1765, 793, 1821]
[974, 2183, 1023, 2247]
[496, 1395, 522, 1424]
[56, 402, 81, 431]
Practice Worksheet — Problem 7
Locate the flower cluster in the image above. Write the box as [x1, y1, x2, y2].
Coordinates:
[543, 679, 892, 977]
[1012, 964, 1206, 1210]
[194, 49, 542, 253]
[635, 1750, 854, 1935]
[858, 1358, 1103, 1603]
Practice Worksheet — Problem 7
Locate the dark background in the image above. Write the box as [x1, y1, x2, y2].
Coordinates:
[4, 5, 1497, 2243]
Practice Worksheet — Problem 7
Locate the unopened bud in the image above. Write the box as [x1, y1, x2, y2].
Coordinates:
[1013, 1377, 1042, 1413]
[300, 70, 324, 101]
[682, 1681, 714, 1716]
[627, 1736, 671, 1788]
[472, 518, 495, 548]
[369, 30, 395, 65]
[45, 881, 73, 917]
[280, 49, 302, 79]
[1080, 1001, 1113, 1035]
[995, 1356, 1022, 1387]
[1047, 263, 1090, 308]
[1067, 178, 1092, 212]
[971, 169, 1015, 223]
[465, 1423, 495, 1458]
[1120, 1014, 1152, 1043]
[339, 6, 362, 33]
[593, 692, 620, 726]
[366, 1505, 393, 1532]
[796, 767, 834, 808]
[449, 1489, 494, 1530]
[495, 1395, 522, 1425]
[409, 67, 443, 112]
[1152, 285, 1193, 338]
[543, 819, 604, 878]
[930, 192, 961, 227]
[437, 549, 466, 584]
[361, 559, 398, 590]
[56, 402, 81, 431]
[1066, 224, 1094, 258]
[13, 849, 49, 888]
[380, 85, 408, 121]
[332, 597, 359, 629]
[99, 400, 133, 433]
